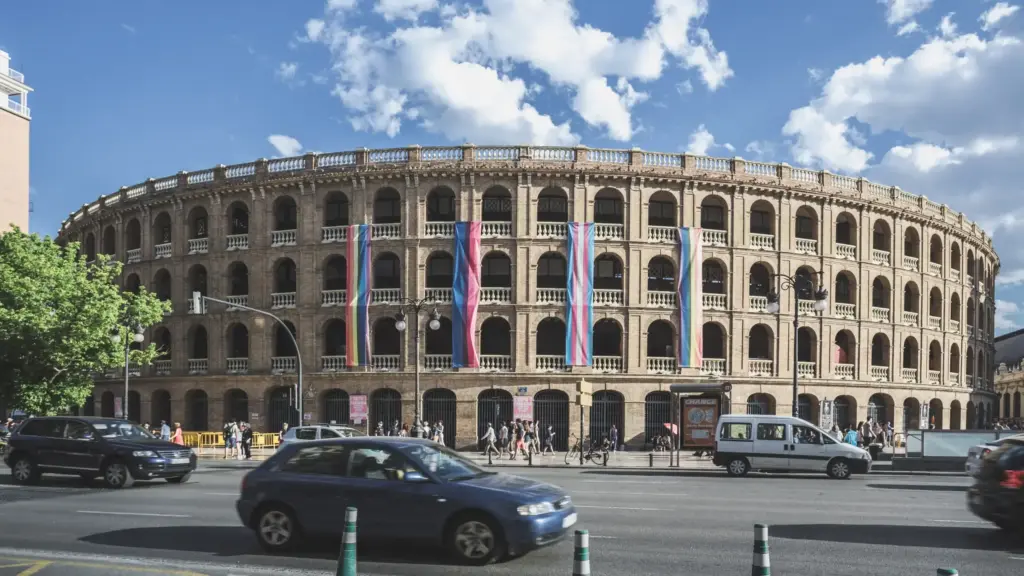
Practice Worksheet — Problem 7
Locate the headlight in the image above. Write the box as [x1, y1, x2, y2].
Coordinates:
[517, 502, 556, 516]
[132, 450, 157, 457]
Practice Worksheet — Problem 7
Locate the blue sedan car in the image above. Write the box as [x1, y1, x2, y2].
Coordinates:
[236, 437, 577, 564]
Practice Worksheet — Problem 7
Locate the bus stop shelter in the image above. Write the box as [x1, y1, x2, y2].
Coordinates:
[666, 382, 732, 467]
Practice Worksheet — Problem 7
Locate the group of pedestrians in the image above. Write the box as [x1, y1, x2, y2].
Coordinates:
[142, 420, 184, 445]
[374, 419, 447, 444]
[480, 419, 555, 458]
[832, 417, 893, 448]
[992, 418, 1023, 430]
[222, 419, 254, 459]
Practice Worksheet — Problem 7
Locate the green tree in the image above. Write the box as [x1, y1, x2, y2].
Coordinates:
[0, 228, 170, 415]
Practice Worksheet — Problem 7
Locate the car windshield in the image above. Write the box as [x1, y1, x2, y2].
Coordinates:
[405, 443, 491, 482]
[91, 421, 154, 439]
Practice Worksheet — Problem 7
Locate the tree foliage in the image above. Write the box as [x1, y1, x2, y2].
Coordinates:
[0, 228, 170, 415]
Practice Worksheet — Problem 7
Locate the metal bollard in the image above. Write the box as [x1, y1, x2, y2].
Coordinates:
[337, 507, 357, 576]
[488, 449, 493, 466]
[936, 570, 958, 576]
[572, 530, 590, 575]
[649, 452, 653, 467]
[751, 524, 770, 576]
[528, 448, 533, 466]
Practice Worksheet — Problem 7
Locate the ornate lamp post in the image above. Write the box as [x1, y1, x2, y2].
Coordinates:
[765, 273, 829, 419]
[394, 298, 442, 427]
[111, 324, 145, 420]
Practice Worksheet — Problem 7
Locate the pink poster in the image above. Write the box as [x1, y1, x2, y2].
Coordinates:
[349, 394, 368, 424]
[513, 396, 533, 421]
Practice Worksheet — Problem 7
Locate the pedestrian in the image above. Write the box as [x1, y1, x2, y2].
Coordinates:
[609, 424, 619, 452]
[544, 425, 555, 454]
[159, 420, 171, 441]
[241, 422, 253, 460]
[375, 421, 385, 436]
[223, 420, 234, 458]
[233, 421, 243, 460]
[391, 420, 401, 437]
[172, 422, 184, 445]
[436, 420, 445, 445]
[498, 421, 509, 456]
[481, 422, 498, 457]
[843, 426, 858, 446]
[400, 423, 409, 437]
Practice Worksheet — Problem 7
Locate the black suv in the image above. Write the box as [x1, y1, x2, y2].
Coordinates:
[3, 416, 197, 488]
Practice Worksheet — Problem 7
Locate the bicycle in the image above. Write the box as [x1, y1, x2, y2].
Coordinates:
[564, 434, 609, 465]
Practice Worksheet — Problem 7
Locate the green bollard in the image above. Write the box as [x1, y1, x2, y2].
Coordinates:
[572, 529, 590, 575]
[337, 506, 357, 576]
[936, 570, 958, 576]
[751, 524, 770, 576]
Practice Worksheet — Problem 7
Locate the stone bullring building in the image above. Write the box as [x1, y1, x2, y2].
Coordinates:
[58, 145, 1000, 449]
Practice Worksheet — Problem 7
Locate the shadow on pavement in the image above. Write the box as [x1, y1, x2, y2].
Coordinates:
[771, 524, 1024, 552]
[80, 525, 471, 566]
[866, 483, 967, 492]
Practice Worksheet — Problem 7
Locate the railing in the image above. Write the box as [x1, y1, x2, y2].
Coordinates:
[797, 361, 816, 378]
[271, 230, 297, 247]
[702, 228, 727, 246]
[901, 367, 918, 382]
[902, 310, 919, 325]
[425, 222, 455, 237]
[593, 356, 623, 373]
[928, 315, 942, 329]
[928, 370, 941, 384]
[594, 289, 624, 305]
[834, 302, 856, 319]
[748, 359, 773, 377]
[226, 234, 249, 250]
[187, 298, 206, 314]
[5, 98, 29, 117]
[153, 360, 172, 376]
[425, 288, 453, 303]
[648, 226, 676, 243]
[271, 356, 298, 373]
[4, 67, 25, 83]
[648, 291, 674, 307]
[929, 262, 942, 276]
[321, 356, 346, 372]
[968, 325, 975, 338]
[372, 288, 401, 304]
[951, 269, 961, 282]
[188, 359, 208, 375]
[187, 237, 209, 254]
[750, 295, 768, 312]
[322, 226, 348, 243]
[424, 355, 453, 370]
[481, 222, 511, 237]
[903, 255, 919, 272]
[703, 293, 727, 309]
[702, 358, 726, 376]
[834, 363, 854, 379]
[870, 365, 889, 381]
[835, 243, 856, 259]
[794, 237, 817, 254]
[372, 223, 401, 239]
[226, 295, 248, 310]
[537, 222, 567, 237]
[595, 223, 624, 240]
[648, 357, 678, 374]
[271, 292, 296, 308]
[480, 287, 512, 303]
[227, 358, 249, 374]
[126, 248, 141, 264]
[871, 306, 890, 322]
[372, 355, 400, 371]
[536, 355, 567, 372]
[950, 319, 960, 333]
[480, 355, 513, 371]
[154, 243, 171, 259]
[322, 289, 347, 306]
[537, 288, 566, 304]
[872, 249, 891, 266]
[950, 372, 960, 385]
[750, 233, 775, 250]
[798, 299, 817, 315]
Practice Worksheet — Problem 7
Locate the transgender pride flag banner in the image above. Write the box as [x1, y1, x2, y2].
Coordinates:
[345, 224, 372, 367]
[566, 222, 595, 366]
[677, 227, 704, 368]
[452, 221, 482, 368]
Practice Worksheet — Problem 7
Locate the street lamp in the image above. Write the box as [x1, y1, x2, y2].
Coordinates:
[394, 298, 442, 428]
[765, 273, 829, 419]
[111, 324, 145, 421]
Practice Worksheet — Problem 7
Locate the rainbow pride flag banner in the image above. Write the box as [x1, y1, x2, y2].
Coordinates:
[452, 221, 482, 368]
[345, 224, 372, 367]
[677, 227, 703, 368]
[566, 222, 595, 366]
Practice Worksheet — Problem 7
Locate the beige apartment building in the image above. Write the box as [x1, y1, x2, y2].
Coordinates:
[57, 145, 1000, 448]
[0, 49, 31, 233]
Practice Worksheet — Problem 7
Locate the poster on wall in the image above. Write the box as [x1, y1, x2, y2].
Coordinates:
[349, 395, 368, 424]
[820, 399, 834, 431]
[514, 396, 534, 421]
[920, 403, 930, 430]
[682, 397, 718, 447]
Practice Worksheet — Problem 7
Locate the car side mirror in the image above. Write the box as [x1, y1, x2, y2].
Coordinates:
[404, 471, 430, 483]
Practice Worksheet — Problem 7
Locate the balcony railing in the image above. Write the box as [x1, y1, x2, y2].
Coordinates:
[187, 237, 209, 254]
[834, 302, 856, 319]
[372, 355, 400, 371]
[871, 306, 890, 322]
[321, 356, 347, 371]
[424, 355, 453, 370]
[372, 288, 401, 304]
[748, 359, 773, 377]
[372, 223, 401, 239]
[322, 289, 347, 306]
[928, 315, 942, 329]
[750, 233, 775, 250]
[537, 288, 566, 304]
[480, 287, 512, 303]
[702, 358, 725, 376]
[271, 230, 297, 247]
[648, 291, 674, 307]
[871, 249, 891, 266]
[594, 289, 624, 306]
[750, 295, 768, 312]
[188, 359, 208, 375]
[226, 234, 249, 250]
[425, 222, 454, 237]
[648, 226, 676, 243]
[322, 226, 348, 243]
[272, 356, 298, 373]
[798, 299, 818, 315]
[271, 292, 296, 308]
[227, 358, 249, 374]
[794, 238, 817, 254]
[950, 319, 960, 333]
[153, 360, 172, 376]
[928, 370, 941, 384]
[703, 293, 726, 310]
[968, 325, 975, 338]
[702, 229, 727, 246]
[126, 248, 141, 264]
[903, 255, 919, 272]
[950, 372, 960, 385]
[154, 243, 172, 259]
[187, 298, 207, 314]
[425, 288, 453, 303]
[480, 355, 513, 371]
[951, 269, 960, 282]
[870, 365, 889, 381]
[595, 223, 624, 240]
[593, 356, 623, 373]
[835, 243, 856, 260]
[536, 355, 567, 372]
[537, 222, 566, 238]
[834, 363, 854, 379]
[902, 310, 918, 325]
[647, 357, 678, 374]
[901, 367, 918, 382]
[797, 361, 816, 378]
[481, 222, 511, 237]
[929, 262, 942, 276]
[226, 295, 248, 310]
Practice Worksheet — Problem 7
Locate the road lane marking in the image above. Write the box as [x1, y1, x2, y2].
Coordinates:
[571, 490, 685, 496]
[581, 479, 678, 484]
[588, 535, 619, 539]
[202, 492, 238, 496]
[575, 505, 665, 511]
[14, 561, 51, 576]
[931, 519, 989, 525]
[75, 510, 191, 518]
[0, 548, 329, 575]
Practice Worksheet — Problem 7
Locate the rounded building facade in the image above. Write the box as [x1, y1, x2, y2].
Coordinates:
[58, 145, 1000, 448]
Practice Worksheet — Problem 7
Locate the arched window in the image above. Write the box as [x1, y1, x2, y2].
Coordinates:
[647, 257, 675, 292]
[700, 196, 727, 232]
[593, 319, 622, 358]
[480, 317, 512, 357]
[481, 252, 511, 288]
[324, 191, 350, 227]
[536, 318, 566, 357]
[537, 187, 568, 222]
[228, 202, 249, 235]
[228, 262, 249, 296]
[426, 252, 454, 288]
[373, 253, 401, 289]
[648, 191, 676, 227]
[482, 186, 512, 222]
[273, 196, 298, 231]
[373, 188, 402, 224]
[594, 255, 623, 290]
[426, 187, 456, 222]
[593, 188, 623, 225]
[537, 252, 567, 289]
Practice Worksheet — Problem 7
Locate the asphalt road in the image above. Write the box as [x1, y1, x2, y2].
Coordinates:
[0, 463, 1020, 576]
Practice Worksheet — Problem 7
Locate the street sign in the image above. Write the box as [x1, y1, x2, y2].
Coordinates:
[350, 394, 368, 424]
[577, 393, 592, 407]
[576, 379, 592, 394]
[517, 386, 528, 396]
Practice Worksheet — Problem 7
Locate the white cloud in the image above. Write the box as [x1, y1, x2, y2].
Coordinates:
[327, 0, 358, 10]
[676, 80, 693, 94]
[121, 23, 137, 34]
[686, 124, 716, 156]
[981, 2, 1020, 31]
[305, 0, 732, 143]
[276, 62, 298, 81]
[304, 19, 326, 42]
[996, 299, 1022, 330]
[896, 21, 920, 36]
[807, 68, 824, 82]
[938, 12, 957, 38]
[267, 135, 303, 157]
[881, 0, 934, 25]
[374, 0, 439, 21]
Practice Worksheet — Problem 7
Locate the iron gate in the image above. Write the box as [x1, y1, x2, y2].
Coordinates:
[477, 389, 513, 442]
[151, 390, 171, 425]
[101, 391, 115, 417]
[323, 390, 350, 425]
[370, 388, 402, 432]
[589, 390, 624, 446]
[833, 398, 852, 429]
[423, 388, 457, 448]
[226, 390, 249, 423]
[644, 391, 671, 448]
[187, 391, 209, 431]
[533, 390, 569, 451]
[797, 395, 814, 422]
[127, 391, 141, 423]
[267, 386, 295, 433]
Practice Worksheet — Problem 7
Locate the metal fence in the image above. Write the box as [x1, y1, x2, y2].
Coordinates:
[423, 388, 457, 447]
[589, 391, 624, 446]
[370, 388, 402, 432]
[477, 389, 513, 441]
[187, 392, 208, 431]
[322, 390, 350, 425]
[644, 392, 671, 448]
[267, 387, 294, 433]
[534, 390, 570, 451]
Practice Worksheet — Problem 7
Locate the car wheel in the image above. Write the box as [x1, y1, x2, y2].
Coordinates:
[726, 457, 749, 477]
[827, 458, 852, 479]
[10, 456, 40, 485]
[102, 460, 135, 489]
[255, 505, 301, 553]
[166, 473, 192, 484]
[448, 514, 505, 565]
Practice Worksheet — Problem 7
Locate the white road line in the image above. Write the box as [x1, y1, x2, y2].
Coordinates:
[1010, 556, 1024, 561]
[572, 490, 683, 497]
[202, 492, 239, 497]
[581, 479, 678, 484]
[575, 505, 665, 511]
[930, 519, 989, 525]
[75, 510, 191, 518]
[588, 535, 619, 539]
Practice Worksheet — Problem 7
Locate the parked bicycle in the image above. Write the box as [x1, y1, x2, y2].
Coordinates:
[565, 433, 609, 465]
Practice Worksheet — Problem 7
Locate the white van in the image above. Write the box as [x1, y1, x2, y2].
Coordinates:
[712, 414, 872, 479]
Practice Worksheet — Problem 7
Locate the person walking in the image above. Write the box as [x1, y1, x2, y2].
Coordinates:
[436, 421, 445, 446]
[498, 421, 509, 457]
[241, 423, 253, 460]
[171, 422, 184, 445]
[609, 424, 619, 453]
[481, 422, 498, 458]
[159, 420, 171, 441]
[544, 425, 555, 454]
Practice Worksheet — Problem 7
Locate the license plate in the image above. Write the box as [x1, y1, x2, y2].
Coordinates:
[169, 458, 190, 465]
[562, 513, 577, 528]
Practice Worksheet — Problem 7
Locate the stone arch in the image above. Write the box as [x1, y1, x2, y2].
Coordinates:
[481, 250, 512, 288]
[749, 262, 773, 297]
[929, 234, 943, 267]
[373, 187, 402, 224]
[536, 317, 566, 357]
[794, 204, 819, 243]
[426, 250, 455, 288]
[187, 205, 209, 240]
[373, 252, 402, 289]
[593, 187, 624, 225]
[835, 211, 858, 248]
[748, 199, 775, 236]
[702, 258, 727, 296]
[228, 261, 249, 296]
[272, 195, 298, 231]
[227, 201, 250, 235]
[537, 251, 567, 289]
[648, 190, 677, 227]
[872, 219, 891, 252]
[125, 218, 141, 251]
[426, 186, 456, 222]
[903, 280, 920, 314]
[593, 318, 623, 357]
[481, 185, 512, 222]
[928, 286, 942, 318]
[537, 186, 569, 222]
[871, 275, 891, 309]
[272, 257, 297, 294]
[647, 256, 675, 293]
[594, 253, 624, 290]
[323, 190, 350, 227]
[480, 316, 512, 357]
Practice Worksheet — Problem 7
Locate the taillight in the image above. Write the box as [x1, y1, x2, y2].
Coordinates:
[1000, 470, 1024, 490]
[982, 448, 992, 457]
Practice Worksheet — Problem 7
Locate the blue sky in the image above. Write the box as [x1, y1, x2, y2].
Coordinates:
[2, 0, 1022, 331]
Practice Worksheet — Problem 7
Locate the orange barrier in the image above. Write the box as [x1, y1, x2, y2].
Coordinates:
[178, 431, 280, 453]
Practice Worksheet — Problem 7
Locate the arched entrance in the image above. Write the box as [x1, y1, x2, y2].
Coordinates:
[423, 388, 457, 448]
[534, 390, 569, 451]
[903, 398, 921, 431]
[225, 389, 249, 424]
[370, 388, 402, 430]
[644, 391, 671, 447]
[477, 389, 513, 441]
[186, 390, 208, 431]
[928, 398, 943, 429]
[151, 390, 171, 425]
[322, 389, 350, 425]
[590, 390, 624, 447]
[266, 386, 294, 433]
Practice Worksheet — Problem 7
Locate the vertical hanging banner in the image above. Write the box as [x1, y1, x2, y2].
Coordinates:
[566, 222, 595, 366]
[677, 227, 704, 368]
[345, 224, 372, 367]
[452, 221, 482, 368]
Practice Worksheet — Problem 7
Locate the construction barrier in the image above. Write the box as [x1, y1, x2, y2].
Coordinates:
[174, 431, 280, 454]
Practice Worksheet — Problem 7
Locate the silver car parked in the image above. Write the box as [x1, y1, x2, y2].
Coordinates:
[279, 425, 365, 447]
